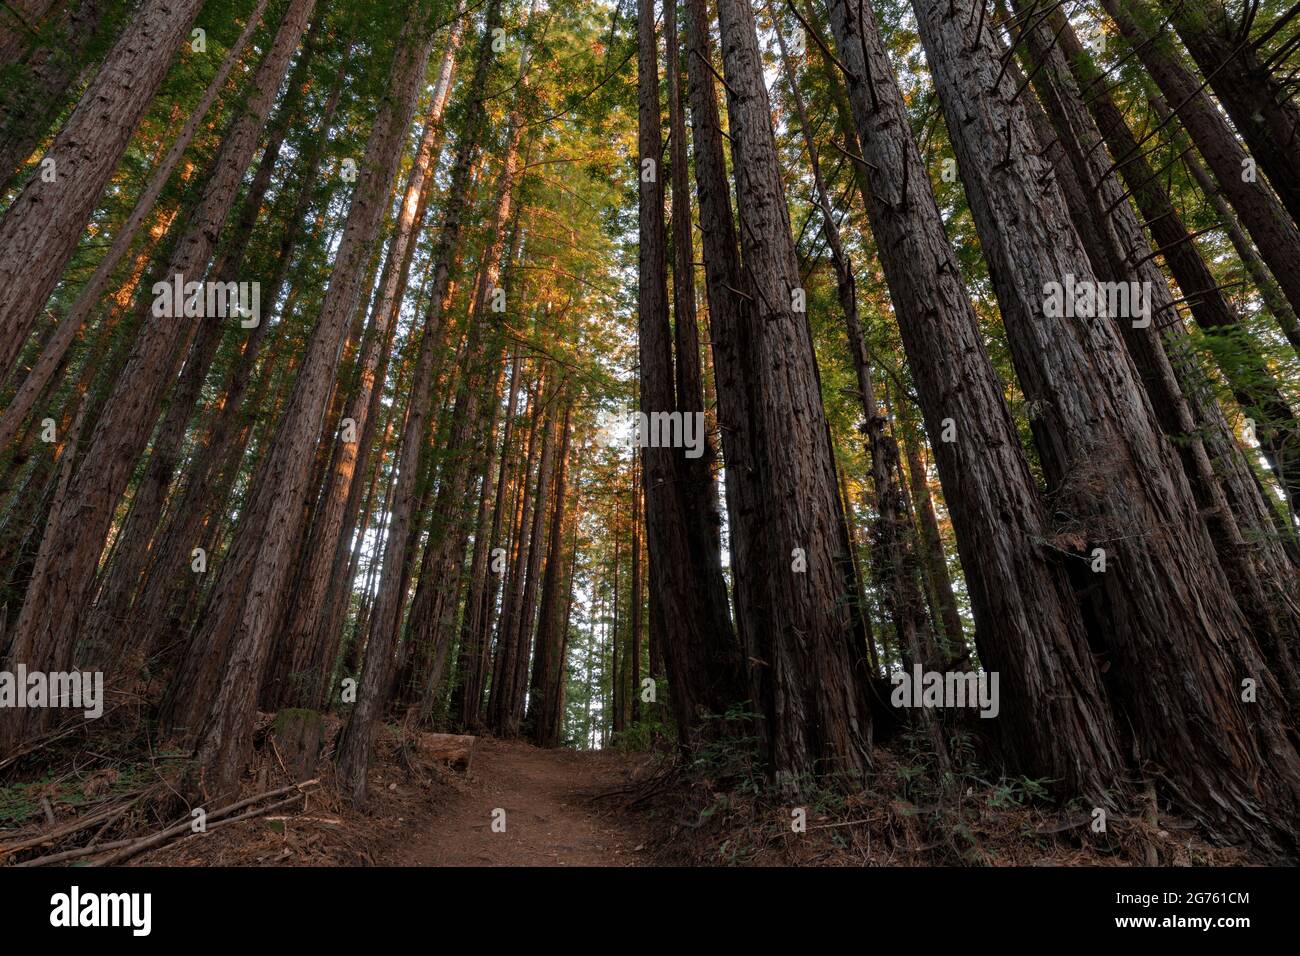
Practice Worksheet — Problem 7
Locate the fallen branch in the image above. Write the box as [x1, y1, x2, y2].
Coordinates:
[85, 778, 320, 867]
[0, 790, 150, 862]
[16, 837, 138, 867]
[808, 817, 884, 830]
[0, 708, 120, 773]
[157, 792, 316, 854]
[266, 815, 342, 825]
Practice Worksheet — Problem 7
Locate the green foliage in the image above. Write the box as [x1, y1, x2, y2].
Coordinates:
[686, 704, 765, 792]
[986, 775, 1055, 810]
[0, 764, 154, 826]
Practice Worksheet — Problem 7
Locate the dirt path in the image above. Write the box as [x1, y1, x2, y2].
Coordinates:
[387, 737, 653, 867]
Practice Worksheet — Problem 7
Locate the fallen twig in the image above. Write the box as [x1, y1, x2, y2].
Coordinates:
[0, 790, 150, 862]
[159, 793, 316, 854]
[16, 837, 137, 867]
[808, 817, 884, 830]
[85, 778, 320, 867]
[266, 815, 342, 825]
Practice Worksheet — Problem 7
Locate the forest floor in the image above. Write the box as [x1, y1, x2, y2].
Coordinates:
[62, 722, 663, 867]
[384, 737, 653, 866]
[0, 715, 1250, 867]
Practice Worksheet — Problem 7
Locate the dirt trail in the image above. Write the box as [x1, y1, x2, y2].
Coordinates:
[388, 737, 652, 867]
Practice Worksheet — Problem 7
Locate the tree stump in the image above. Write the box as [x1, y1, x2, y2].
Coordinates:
[419, 733, 477, 772]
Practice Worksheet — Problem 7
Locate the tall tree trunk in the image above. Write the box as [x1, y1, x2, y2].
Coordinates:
[0, 0, 116, 198]
[629, 453, 642, 723]
[836, 464, 879, 676]
[552, 485, 582, 744]
[0, 0, 271, 455]
[175, 10, 438, 800]
[84, 3, 319, 661]
[664, 0, 721, 559]
[1048, 11, 1300, 521]
[913, 0, 1300, 854]
[769, 0, 946, 770]
[128, 58, 345, 666]
[402, 8, 542, 723]
[456, 343, 523, 729]
[506, 383, 560, 733]
[824, 0, 1122, 798]
[640, 0, 746, 753]
[1162, 93, 1300, 358]
[611, 527, 623, 735]
[681, 0, 764, 735]
[312, 406, 394, 699]
[273, 25, 464, 710]
[336, 0, 503, 803]
[711, 0, 872, 782]
[0, 0, 318, 754]
[488, 367, 546, 733]
[404, 122, 529, 724]
[305, 32, 461, 707]
[1008, 0, 1300, 707]
[1160, 0, 1300, 226]
[1097, 0, 1300, 342]
[900, 422, 965, 662]
[443, 340, 514, 705]
[0, 0, 207, 382]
